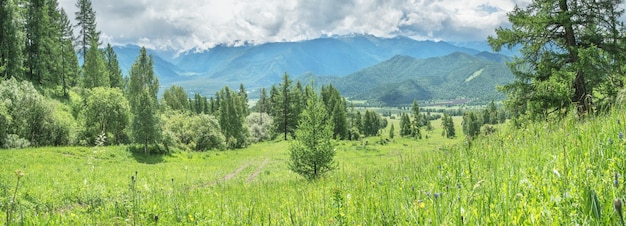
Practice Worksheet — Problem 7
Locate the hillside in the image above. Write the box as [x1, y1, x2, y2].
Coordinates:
[112, 35, 501, 96]
[3, 105, 626, 224]
[302, 52, 515, 105]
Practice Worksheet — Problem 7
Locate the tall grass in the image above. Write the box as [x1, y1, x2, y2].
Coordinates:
[0, 110, 625, 224]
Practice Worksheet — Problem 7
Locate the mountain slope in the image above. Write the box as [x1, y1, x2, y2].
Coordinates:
[170, 35, 484, 95]
[304, 52, 515, 105]
[113, 45, 185, 84]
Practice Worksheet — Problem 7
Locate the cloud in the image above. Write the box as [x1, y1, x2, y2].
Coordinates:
[58, 0, 530, 52]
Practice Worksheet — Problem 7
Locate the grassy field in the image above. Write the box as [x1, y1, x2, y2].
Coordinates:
[1, 109, 626, 224]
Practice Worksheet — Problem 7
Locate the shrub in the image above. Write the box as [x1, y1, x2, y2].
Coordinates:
[246, 113, 273, 143]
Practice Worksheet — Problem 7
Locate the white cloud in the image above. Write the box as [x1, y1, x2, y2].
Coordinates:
[58, 0, 531, 52]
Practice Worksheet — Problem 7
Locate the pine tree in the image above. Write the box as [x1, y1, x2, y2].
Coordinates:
[104, 43, 124, 89]
[489, 0, 626, 117]
[288, 88, 336, 180]
[238, 83, 249, 116]
[441, 114, 455, 138]
[271, 73, 298, 140]
[128, 47, 160, 153]
[256, 87, 268, 125]
[389, 124, 395, 139]
[74, 0, 99, 61]
[217, 86, 248, 149]
[0, 0, 25, 80]
[410, 100, 422, 139]
[82, 37, 109, 88]
[59, 8, 79, 97]
[399, 113, 412, 137]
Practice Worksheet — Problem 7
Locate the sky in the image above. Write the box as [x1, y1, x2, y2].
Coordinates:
[58, 0, 531, 52]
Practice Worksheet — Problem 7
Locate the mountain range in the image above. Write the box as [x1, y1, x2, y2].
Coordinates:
[112, 34, 516, 105]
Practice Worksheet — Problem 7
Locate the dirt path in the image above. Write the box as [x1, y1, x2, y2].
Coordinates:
[223, 162, 251, 181]
[192, 162, 251, 189]
[247, 159, 269, 183]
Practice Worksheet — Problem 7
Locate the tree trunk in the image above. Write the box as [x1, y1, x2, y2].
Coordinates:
[559, 0, 589, 114]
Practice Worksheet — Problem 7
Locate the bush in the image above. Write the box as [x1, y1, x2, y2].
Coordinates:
[78, 87, 131, 145]
[161, 112, 226, 151]
[0, 79, 75, 147]
[246, 113, 273, 143]
[3, 134, 30, 149]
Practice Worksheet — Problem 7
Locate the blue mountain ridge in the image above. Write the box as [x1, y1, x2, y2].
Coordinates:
[112, 34, 513, 99]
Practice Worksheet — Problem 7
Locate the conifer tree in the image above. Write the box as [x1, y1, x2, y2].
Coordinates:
[104, 43, 124, 89]
[59, 8, 79, 96]
[217, 86, 249, 149]
[0, 0, 24, 80]
[489, 0, 626, 117]
[82, 37, 109, 88]
[128, 47, 160, 153]
[288, 88, 336, 180]
[410, 100, 422, 139]
[271, 73, 298, 140]
[74, 0, 99, 61]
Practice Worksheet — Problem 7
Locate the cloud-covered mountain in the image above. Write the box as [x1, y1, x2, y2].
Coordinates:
[113, 35, 514, 101]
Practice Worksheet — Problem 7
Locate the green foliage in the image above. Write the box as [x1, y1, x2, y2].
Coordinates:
[441, 114, 455, 138]
[411, 100, 422, 139]
[0, 78, 74, 147]
[82, 38, 109, 88]
[79, 87, 130, 145]
[246, 112, 273, 143]
[104, 43, 124, 89]
[389, 124, 395, 139]
[162, 85, 189, 112]
[321, 84, 349, 140]
[317, 53, 515, 106]
[132, 90, 160, 153]
[161, 111, 225, 151]
[489, 0, 626, 117]
[270, 73, 299, 140]
[361, 110, 385, 137]
[399, 113, 412, 137]
[0, 0, 24, 80]
[216, 86, 249, 149]
[74, 0, 100, 61]
[288, 88, 336, 180]
[462, 112, 481, 139]
[128, 47, 160, 153]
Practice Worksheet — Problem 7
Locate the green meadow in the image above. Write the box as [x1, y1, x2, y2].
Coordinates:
[1, 109, 626, 225]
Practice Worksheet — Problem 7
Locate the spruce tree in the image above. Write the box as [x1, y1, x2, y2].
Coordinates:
[82, 37, 109, 88]
[74, 0, 99, 61]
[410, 100, 422, 139]
[59, 8, 79, 97]
[128, 47, 160, 153]
[271, 73, 297, 140]
[104, 43, 124, 89]
[218, 86, 248, 149]
[288, 88, 336, 180]
[0, 0, 24, 80]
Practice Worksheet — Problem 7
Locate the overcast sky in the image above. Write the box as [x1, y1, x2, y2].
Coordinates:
[58, 0, 531, 52]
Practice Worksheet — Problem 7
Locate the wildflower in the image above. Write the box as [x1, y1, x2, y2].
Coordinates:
[415, 200, 425, 209]
[552, 169, 561, 178]
[434, 193, 441, 200]
[615, 173, 620, 188]
[618, 119, 621, 125]
[620, 132, 624, 140]
[14, 169, 24, 178]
